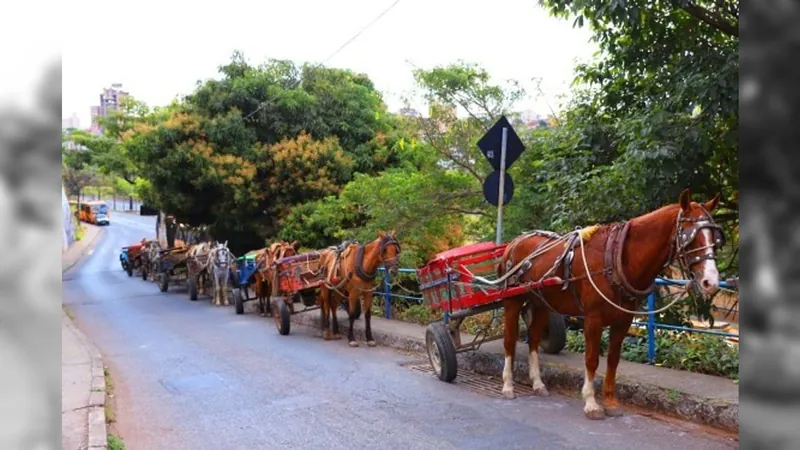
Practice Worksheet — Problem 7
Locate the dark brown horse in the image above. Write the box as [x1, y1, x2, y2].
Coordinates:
[498, 189, 723, 419]
[252, 241, 298, 315]
[318, 231, 401, 346]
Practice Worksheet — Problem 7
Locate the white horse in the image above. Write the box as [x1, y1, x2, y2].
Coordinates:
[209, 241, 234, 306]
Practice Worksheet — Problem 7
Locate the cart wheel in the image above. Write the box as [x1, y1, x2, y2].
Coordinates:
[158, 273, 169, 292]
[539, 312, 567, 355]
[188, 276, 198, 301]
[142, 267, 148, 281]
[234, 288, 244, 315]
[120, 260, 127, 271]
[426, 322, 458, 382]
[273, 299, 291, 335]
[126, 262, 133, 277]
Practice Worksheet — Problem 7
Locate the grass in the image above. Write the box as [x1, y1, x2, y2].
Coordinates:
[62, 304, 75, 321]
[108, 434, 126, 450]
[104, 366, 116, 425]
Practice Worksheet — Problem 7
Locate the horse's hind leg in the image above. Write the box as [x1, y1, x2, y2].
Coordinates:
[330, 293, 341, 339]
[319, 286, 332, 340]
[501, 296, 525, 399]
[527, 305, 550, 397]
[582, 316, 605, 420]
[602, 320, 631, 417]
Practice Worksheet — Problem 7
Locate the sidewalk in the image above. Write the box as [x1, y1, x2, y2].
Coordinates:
[290, 309, 739, 433]
[62, 223, 108, 449]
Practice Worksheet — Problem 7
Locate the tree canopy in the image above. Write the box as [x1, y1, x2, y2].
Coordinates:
[68, 6, 738, 285]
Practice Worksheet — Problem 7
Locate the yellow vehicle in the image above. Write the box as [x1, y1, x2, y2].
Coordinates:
[78, 201, 110, 226]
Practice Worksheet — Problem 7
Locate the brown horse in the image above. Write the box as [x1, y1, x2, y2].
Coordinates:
[498, 189, 723, 419]
[318, 231, 401, 346]
[252, 241, 298, 315]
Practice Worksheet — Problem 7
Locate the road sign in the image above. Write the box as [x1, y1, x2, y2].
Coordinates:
[483, 170, 514, 207]
[477, 115, 526, 171]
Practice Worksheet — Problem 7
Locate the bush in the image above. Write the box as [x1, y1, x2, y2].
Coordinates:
[564, 329, 739, 380]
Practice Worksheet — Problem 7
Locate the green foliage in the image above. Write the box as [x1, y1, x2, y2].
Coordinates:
[564, 329, 739, 379]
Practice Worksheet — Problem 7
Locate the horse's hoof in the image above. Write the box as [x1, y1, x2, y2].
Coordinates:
[332, 334, 343, 341]
[604, 406, 624, 417]
[533, 385, 550, 397]
[584, 406, 606, 420]
[323, 331, 334, 341]
[348, 341, 359, 347]
[367, 340, 377, 347]
[502, 388, 516, 400]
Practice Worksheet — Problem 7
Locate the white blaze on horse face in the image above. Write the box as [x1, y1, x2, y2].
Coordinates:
[698, 229, 720, 296]
[502, 356, 515, 398]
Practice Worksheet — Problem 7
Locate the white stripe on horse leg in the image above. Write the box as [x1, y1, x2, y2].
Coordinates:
[502, 356, 515, 399]
[582, 369, 603, 418]
[529, 351, 548, 396]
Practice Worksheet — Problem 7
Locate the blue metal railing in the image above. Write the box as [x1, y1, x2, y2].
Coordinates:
[373, 268, 739, 364]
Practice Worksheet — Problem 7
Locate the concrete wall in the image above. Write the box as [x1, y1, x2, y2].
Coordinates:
[61, 185, 76, 251]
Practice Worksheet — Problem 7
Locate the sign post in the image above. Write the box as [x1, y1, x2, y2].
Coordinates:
[477, 115, 525, 245]
[496, 127, 508, 245]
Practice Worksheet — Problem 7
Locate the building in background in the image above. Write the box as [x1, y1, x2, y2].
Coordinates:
[89, 83, 128, 135]
[61, 113, 80, 131]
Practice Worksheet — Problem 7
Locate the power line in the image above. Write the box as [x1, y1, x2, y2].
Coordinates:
[244, 0, 403, 121]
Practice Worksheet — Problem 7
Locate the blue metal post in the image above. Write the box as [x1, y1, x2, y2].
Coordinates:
[647, 292, 656, 365]
[383, 270, 392, 319]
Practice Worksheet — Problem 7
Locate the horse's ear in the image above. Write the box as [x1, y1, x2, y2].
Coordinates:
[390, 229, 397, 237]
[377, 230, 386, 238]
[704, 193, 721, 212]
[291, 240, 299, 249]
[679, 189, 692, 212]
[224, 240, 228, 247]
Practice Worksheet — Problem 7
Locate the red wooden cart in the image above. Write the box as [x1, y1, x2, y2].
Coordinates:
[418, 241, 567, 382]
[269, 252, 325, 335]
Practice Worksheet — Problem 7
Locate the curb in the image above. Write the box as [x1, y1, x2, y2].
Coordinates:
[289, 311, 738, 433]
[62, 224, 103, 275]
[62, 224, 108, 449]
[64, 315, 108, 449]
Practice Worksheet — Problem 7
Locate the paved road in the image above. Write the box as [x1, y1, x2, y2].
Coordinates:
[63, 214, 737, 450]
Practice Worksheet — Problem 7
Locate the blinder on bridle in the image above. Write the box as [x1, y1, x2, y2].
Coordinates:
[670, 204, 725, 297]
[379, 235, 402, 272]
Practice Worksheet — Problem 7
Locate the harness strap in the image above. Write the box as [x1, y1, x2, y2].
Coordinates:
[604, 221, 656, 299]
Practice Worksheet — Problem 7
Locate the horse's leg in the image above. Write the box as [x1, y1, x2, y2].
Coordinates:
[527, 306, 550, 397]
[582, 316, 605, 420]
[222, 272, 230, 306]
[256, 275, 266, 316]
[320, 286, 332, 340]
[363, 290, 376, 347]
[502, 297, 524, 399]
[602, 321, 631, 417]
[330, 293, 341, 339]
[347, 289, 360, 347]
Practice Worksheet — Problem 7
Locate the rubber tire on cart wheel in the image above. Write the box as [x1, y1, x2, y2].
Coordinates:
[126, 263, 133, 277]
[234, 288, 244, 315]
[539, 312, 567, 355]
[273, 300, 291, 335]
[425, 322, 458, 382]
[188, 276, 198, 301]
[158, 273, 169, 292]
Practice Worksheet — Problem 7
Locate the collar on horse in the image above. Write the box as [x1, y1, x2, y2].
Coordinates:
[604, 206, 724, 301]
[355, 235, 402, 281]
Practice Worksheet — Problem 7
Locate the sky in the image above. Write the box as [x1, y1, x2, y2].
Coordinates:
[57, 0, 596, 128]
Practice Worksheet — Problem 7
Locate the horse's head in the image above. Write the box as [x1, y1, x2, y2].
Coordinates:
[674, 189, 724, 299]
[281, 240, 298, 259]
[212, 241, 231, 268]
[375, 229, 401, 277]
